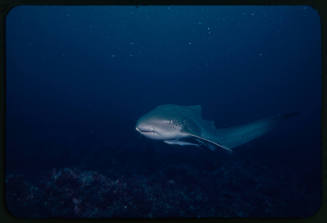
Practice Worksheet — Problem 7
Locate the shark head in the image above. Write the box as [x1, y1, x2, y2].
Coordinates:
[135, 111, 185, 140]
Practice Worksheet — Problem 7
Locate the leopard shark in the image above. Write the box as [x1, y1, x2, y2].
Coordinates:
[135, 104, 298, 152]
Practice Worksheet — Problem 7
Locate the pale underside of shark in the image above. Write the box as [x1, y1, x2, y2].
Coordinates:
[135, 104, 298, 152]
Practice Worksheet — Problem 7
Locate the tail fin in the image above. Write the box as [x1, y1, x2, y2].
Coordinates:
[216, 112, 299, 149]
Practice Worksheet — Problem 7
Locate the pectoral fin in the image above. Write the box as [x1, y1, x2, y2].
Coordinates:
[164, 140, 200, 147]
[189, 134, 233, 153]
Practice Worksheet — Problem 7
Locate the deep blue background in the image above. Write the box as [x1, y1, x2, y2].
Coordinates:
[5, 6, 321, 217]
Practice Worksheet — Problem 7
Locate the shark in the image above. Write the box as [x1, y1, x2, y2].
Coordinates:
[135, 104, 298, 152]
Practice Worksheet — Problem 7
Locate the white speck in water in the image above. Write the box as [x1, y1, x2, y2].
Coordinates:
[197, 21, 203, 25]
[65, 13, 71, 17]
[207, 27, 211, 31]
[250, 12, 255, 16]
[258, 52, 264, 57]
[111, 54, 116, 58]
[129, 41, 135, 45]
[188, 41, 192, 45]
[129, 53, 134, 57]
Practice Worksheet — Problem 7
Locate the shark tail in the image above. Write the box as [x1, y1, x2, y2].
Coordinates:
[215, 112, 299, 150]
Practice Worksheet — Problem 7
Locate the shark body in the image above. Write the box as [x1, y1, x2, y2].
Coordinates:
[135, 104, 298, 152]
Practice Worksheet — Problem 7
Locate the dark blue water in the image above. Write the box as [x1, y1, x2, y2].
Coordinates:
[5, 6, 321, 218]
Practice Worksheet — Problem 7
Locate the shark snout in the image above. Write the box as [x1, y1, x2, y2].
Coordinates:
[135, 122, 143, 133]
[135, 121, 160, 140]
[135, 123, 147, 133]
[135, 126, 154, 133]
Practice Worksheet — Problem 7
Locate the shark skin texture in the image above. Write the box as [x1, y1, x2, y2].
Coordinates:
[135, 104, 298, 152]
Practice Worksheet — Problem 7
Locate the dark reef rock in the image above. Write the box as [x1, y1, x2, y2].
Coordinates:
[5, 159, 320, 218]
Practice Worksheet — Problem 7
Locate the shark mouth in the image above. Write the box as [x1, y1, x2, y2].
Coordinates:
[136, 127, 155, 133]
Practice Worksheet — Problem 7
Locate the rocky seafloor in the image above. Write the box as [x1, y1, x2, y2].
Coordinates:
[5, 145, 320, 219]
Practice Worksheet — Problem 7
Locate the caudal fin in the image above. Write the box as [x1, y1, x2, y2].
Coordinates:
[215, 112, 299, 149]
